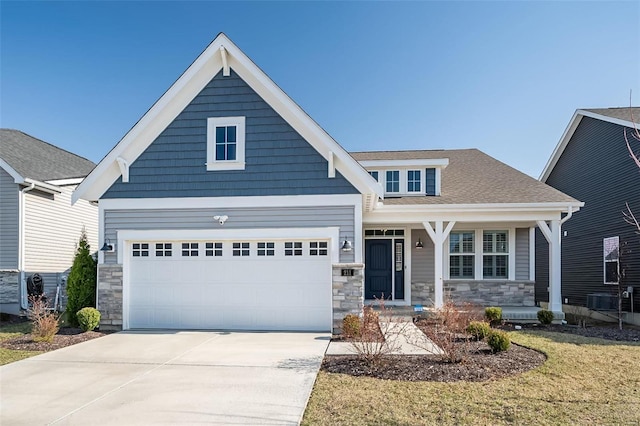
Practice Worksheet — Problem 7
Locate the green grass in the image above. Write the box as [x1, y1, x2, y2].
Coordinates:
[0, 321, 42, 365]
[303, 331, 640, 425]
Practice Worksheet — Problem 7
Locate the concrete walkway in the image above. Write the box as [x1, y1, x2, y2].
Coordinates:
[0, 330, 330, 425]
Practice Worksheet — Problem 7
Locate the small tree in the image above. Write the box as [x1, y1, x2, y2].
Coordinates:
[65, 229, 97, 326]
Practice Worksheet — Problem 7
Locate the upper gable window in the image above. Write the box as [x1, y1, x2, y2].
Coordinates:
[368, 171, 379, 182]
[206, 117, 246, 171]
[386, 170, 400, 193]
[407, 170, 421, 192]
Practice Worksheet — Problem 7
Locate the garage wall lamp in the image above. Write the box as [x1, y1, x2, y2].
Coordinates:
[100, 239, 115, 252]
[213, 215, 229, 225]
[341, 239, 353, 252]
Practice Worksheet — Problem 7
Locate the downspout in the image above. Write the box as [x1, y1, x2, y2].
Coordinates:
[19, 182, 35, 310]
[560, 205, 574, 225]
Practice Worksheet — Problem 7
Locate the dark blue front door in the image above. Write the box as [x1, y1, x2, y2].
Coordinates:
[365, 239, 392, 300]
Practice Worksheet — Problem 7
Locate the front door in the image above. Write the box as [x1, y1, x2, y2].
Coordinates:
[365, 239, 392, 300]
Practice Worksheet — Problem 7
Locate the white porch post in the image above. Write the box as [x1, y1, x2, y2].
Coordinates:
[423, 221, 455, 308]
[537, 219, 562, 313]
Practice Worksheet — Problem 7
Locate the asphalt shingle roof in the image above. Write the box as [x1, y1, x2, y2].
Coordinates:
[350, 149, 579, 205]
[0, 129, 95, 181]
[583, 107, 640, 123]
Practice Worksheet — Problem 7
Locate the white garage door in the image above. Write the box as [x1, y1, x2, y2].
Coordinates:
[126, 238, 332, 331]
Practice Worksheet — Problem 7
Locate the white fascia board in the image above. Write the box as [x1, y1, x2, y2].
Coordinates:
[0, 158, 24, 183]
[99, 193, 362, 210]
[73, 33, 382, 204]
[365, 210, 564, 224]
[23, 178, 62, 194]
[376, 202, 584, 213]
[46, 177, 84, 186]
[540, 109, 638, 182]
[358, 158, 449, 168]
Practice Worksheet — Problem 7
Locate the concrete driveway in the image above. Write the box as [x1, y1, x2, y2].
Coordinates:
[0, 330, 330, 425]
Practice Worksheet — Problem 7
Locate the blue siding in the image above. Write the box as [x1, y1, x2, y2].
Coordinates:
[103, 70, 358, 198]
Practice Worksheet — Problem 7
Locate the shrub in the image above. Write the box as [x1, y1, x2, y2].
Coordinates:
[77, 307, 101, 332]
[537, 309, 554, 325]
[485, 307, 502, 325]
[27, 296, 60, 343]
[466, 321, 491, 340]
[342, 314, 361, 338]
[66, 229, 97, 327]
[487, 330, 511, 353]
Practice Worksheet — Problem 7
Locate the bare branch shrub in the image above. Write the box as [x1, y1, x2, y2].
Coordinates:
[27, 296, 60, 343]
[624, 106, 640, 234]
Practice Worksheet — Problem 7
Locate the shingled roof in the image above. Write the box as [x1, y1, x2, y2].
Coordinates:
[0, 129, 95, 182]
[350, 149, 579, 205]
[583, 107, 640, 123]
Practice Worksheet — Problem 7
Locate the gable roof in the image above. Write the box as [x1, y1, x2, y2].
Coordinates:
[351, 149, 581, 206]
[0, 129, 95, 183]
[72, 33, 382, 206]
[540, 107, 640, 182]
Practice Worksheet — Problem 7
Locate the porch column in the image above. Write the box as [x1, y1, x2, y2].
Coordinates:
[423, 221, 456, 308]
[537, 219, 562, 313]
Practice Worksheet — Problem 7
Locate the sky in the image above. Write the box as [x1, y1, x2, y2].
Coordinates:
[1, 1, 639, 178]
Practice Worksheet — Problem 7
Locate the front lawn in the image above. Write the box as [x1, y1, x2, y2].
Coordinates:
[303, 331, 640, 425]
[0, 321, 42, 365]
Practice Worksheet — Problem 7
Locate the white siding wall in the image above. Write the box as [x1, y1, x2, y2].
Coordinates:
[0, 168, 19, 269]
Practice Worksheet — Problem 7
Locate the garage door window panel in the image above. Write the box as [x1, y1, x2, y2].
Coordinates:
[132, 243, 149, 257]
[309, 241, 328, 256]
[155, 243, 172, 257]
[182, 243, 199, 257]
[285, 242, 303, 256]
[257, 242, 275, 256]
[233, 242, 250, 256]
[205, 242, 223, 257]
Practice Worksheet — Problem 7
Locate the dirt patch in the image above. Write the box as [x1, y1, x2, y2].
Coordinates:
[1, 327, 113, 352]
[499, 322, 640, 342]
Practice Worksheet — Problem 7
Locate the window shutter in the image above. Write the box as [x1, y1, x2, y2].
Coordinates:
[425, 168, 436, 195]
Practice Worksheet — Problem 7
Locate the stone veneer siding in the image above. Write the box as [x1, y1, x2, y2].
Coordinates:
[411, 280, 535, 307]
[0, 271, 20, 304]
[97, 264, 123, 330]
[332, 263, 364, 334]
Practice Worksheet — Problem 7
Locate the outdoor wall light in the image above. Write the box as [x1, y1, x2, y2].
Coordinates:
[100, 239, 115, 252]
[213, 215, 229, 225]
[341, 240, 353, 252]
[415, 238, 424, 249]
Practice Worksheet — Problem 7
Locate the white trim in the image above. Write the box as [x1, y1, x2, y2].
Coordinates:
[540, 109, 638, 182]
[220, 46, 230, 77]
[72, 33, 382, 204]
[0, 158, 24, 183]
[328, 151, 335, 178]
[376, 202, 584, 212]
[99, 193, 362, 210]
[529, 227, 536, 281]
[116, 157, 129, 183]
[405, 228, 412, 305]
[45, 177, 84, 186]
[508, 227, 516, 281]
[206, 116, 246, 171]
[358, 159, 449, 168]
[435, 168, 442, 196]
[23, 178, 62, 194]
[354, 197, 363, 263]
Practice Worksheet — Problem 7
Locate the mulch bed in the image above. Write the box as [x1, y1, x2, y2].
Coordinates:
[323, 322, 640, 382]
[1, 327, 113, 352]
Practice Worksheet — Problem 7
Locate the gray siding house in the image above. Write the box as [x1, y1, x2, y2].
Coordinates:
[537, 108, 640, 325]
[73, 33, 582, 332]
[0, 130, 98, 315]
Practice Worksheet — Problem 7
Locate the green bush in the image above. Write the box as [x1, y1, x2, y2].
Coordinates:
[487, 330, 511, 353]
[466, 321, 491, 340]
[485, 307, 502, 325]
[342, 314, 361, 338]
[537, 309, 554, 325]
[76, 307, 101, 332]
[66, 230, 97, 327]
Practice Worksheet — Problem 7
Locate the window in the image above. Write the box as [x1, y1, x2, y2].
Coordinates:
[407, 170, 421, 192]
[483, 231, 509, 279]
[309, 241, 328, 256]
[205, 242, 223, 257]
[206, 117, 245, 170]
[182, 243, 199, 257]
[155, 243, 172, 257]
[386, 170, 400, 193]
[257, 242, 275, 256]
[132, 243, 149, 257]
[233, 242, 250, 257]
[285, 242, 303, 256]
[365, 229, 405, 236]
[449, 232, 474, 278]
[368, 171, 379, 182]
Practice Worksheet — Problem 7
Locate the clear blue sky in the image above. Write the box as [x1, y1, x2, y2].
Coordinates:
[1, 1, 639, 178]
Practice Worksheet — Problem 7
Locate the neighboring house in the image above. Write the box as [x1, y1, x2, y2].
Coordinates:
[538, 108, 640, 325]
[0, 129, 98, 315]
[73, 33, 582, 332]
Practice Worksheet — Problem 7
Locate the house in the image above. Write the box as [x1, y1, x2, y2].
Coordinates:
[538, 108, 640, 325]
[73, 33, 582, 332]
[0, 129, 98, 315]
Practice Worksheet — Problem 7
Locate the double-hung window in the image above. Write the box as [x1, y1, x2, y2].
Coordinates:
[386, 170, 400, 193]
[407, 170, 421, 192]
[483, 231, 509, 279]
[449, 232, 474, 278]
[206, 117, 246, 170]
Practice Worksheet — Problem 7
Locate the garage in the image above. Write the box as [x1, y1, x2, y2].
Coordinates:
[125, 237, 333, 331]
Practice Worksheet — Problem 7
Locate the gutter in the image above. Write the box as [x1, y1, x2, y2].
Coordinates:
[19, 182, 35, 310]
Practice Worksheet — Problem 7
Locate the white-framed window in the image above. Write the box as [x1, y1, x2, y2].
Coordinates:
[257, 242, 275, 256]
[449, 232, 474, 278]
[182, 242, 199, 257]
[309, 241, 328, 256]
[205, 242, 223, 257]
[132, 243, 150, 257]
[483, 231, 509, 279]
[155, 243, 172, 257]
[233, 242, 250, 257]
[285, 242, 303, 256]
[386, 170, 400, 193]
[206, 116, 246, 171]
[407, 170, 421, 192]
[368, 171, 379, 182]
